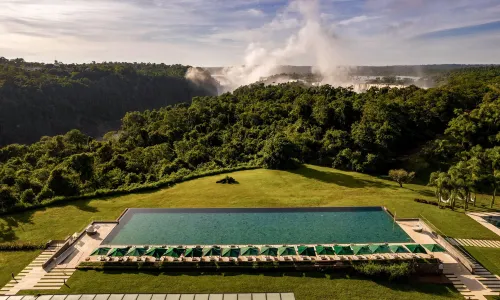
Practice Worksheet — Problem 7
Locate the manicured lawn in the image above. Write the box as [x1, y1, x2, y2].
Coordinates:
[19, 270, 462, 300]
[0, 250, 40, 288]
[3, 165, 499, 298]
[1, 165, 498, 246]
[464, 247, 500, 275]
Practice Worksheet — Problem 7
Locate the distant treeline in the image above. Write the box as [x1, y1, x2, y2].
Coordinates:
[1, 65, 499, 212]
[206, 64, 498, 77]
[0, 57, 219, 145]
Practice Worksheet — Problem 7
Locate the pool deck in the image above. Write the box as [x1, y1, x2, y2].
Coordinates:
[57, 223, 117, 269]
[466, 212, 500, 237]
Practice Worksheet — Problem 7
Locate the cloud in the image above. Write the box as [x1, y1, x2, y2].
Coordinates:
[0, 0, 499, 65]
[338, 15, 379, 26]
[246, 8, 265, 17]
[415, 20, 500, 40]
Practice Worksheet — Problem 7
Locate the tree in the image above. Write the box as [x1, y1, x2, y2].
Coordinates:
[388, 169, 415, 187]
[20, 189, 36, 204]
[428, 171, 452, 205]
[260, 135, 299, 170]
[0, 185, 17, 211]
[484, 147, 500, 208]
[448, 161, 474, 210]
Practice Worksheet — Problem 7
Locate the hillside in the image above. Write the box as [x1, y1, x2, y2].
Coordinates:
[0, 58, 219, 145]
[1, 66, 500, 214]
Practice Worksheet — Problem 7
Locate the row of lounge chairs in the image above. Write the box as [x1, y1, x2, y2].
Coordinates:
[89, 252, 433, 263]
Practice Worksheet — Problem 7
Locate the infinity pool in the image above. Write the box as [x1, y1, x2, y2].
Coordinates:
[102, 207, 413, 245]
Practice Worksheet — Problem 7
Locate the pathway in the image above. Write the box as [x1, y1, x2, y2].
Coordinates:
[0, 245, 75, 296]
[443, 257, 500, 299]
[0, 294, 295, 300]
[451, 238, 500, 248]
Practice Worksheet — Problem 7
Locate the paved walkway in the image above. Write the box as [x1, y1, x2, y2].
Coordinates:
[443, 258, 500, 299]
[0, 245, 75, 296]
[0, 294, 295, 300]
[451, 238, 500, 248]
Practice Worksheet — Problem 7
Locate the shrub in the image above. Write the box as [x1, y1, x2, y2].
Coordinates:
[353, 261, 414, 281]
[0, 242, 46, 251]
[414, 198, 438, 206]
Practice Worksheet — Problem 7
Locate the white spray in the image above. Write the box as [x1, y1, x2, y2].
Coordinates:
[220, 0, 351, 92]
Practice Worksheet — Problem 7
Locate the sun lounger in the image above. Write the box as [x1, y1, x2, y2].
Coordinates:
[278, 257, 285, 262]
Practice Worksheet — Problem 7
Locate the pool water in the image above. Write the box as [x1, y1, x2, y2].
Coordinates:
[485, 216, 500, 228]
[102, 207, 413, 246]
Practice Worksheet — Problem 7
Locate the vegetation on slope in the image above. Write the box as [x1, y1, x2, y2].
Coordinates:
[1, 66, 500, 213]
[0, 57, 219, 145]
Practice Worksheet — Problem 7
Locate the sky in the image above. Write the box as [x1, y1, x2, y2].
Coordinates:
[1, 0, 500, 66]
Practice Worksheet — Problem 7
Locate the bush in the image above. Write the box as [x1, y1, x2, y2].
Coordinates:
[0, 242, 46, 251]
[414, 198, 438, 206]
[353, 261, 414, 281]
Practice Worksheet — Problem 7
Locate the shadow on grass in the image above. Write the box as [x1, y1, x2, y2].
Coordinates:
[374, 278, 459, 297]
[289, 166, 396, 189]
[0, 210, 37, 243]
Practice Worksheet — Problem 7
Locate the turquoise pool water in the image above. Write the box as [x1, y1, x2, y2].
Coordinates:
[102, 207, 413, 245]
[485, 216, 500, 228]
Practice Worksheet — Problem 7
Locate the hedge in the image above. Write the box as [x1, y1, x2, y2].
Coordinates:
[0, 164, 260, 216]
[353, 261, 415, 281]
[0, 242, 46, 251]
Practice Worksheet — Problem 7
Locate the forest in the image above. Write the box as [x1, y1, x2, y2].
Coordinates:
[0, 65, 499, 212]
[0, 57, 219, 145]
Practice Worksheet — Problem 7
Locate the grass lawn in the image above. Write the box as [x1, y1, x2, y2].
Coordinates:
[18, 270, 462, 300]
[1, 165, 498, 245]
[464, 247, 500, 276]
[3, 165, 499, 298]
[0, 250, 40, 288]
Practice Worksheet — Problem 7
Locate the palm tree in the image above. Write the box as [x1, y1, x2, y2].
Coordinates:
[429, 171, 451, 208]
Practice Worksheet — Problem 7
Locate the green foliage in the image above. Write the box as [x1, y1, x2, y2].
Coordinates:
[0, 242, 45, 251]
[388, 169, 415, 187]
[1, 66, 500, 212]
[0, 59, 219, 146]
[353, 261, 415, 281]
[20, 189, 36, 204]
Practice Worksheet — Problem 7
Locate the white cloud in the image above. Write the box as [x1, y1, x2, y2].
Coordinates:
[338, 15, 379, 26]
[0, 0, 499, 66]
[246, 8, 265, 17]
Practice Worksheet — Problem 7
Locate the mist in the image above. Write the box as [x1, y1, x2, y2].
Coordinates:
[219, 0, 352, 93]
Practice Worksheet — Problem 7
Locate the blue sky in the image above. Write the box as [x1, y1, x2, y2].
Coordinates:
[1, 0, 500, 65]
